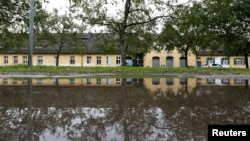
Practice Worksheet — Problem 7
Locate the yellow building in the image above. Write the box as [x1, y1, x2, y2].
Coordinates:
[0, 53, 122, 67]
[197, 55, 250, 68]
[0, 34, 122, 67]
[143, 46, 197, 67]
[1, 33, 249, 68]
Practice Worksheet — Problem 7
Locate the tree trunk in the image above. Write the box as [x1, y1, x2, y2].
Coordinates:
[185, 46, 189, 67]
[119, 28, 127, 66]
[244, 53, 249, 69]
[56, 53, 60, 67]
[245, 42, 250, 69]
[120, 0, 131, 66]
[121, 45, 127, 66]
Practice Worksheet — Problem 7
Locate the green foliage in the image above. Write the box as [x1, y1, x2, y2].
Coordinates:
[199, 0, 250, 68]
[37, 9, 86, 66]
[0, 0, 48, 53]
[70, 0, 173, 65]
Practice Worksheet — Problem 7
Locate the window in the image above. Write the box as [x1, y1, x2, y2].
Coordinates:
[3, 56, 8, 64]
[234, 58, 245, 65]
[106, 56, 112, 65]
[180, 78, 187, 85]
[166, 78, 174, 85]
[96, 78, 101, 84]
[206, 58, 215, 64]
[22, 80, 28, 85]
[23, 56, 28, 64]
[37, 79, 42, 85]
[87, 56, 91, 64]
[106, 78, 112, 85]
[96, 56, 102, 64]
[70, 56, 75, 65]
[116, 78, 121, 85]
[221, 58, 229, 65]
[207, 78, 215, 84]
[234, 78, 245, 84]
[37, 56, 43, 65]
[87, 78, 91, 84]
[69, 78, 75, 85]
[13, 79, 18, 84]
[221, 79, 230, 84]
[116, 56, 121, 65]
[3, 78, 8, 84]
[13, 56, 18, 64]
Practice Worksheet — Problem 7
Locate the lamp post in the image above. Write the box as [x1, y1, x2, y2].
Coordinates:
[28, 0, 35, 67]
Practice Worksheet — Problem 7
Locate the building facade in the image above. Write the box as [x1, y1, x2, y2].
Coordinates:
[143, 47, 197, 67]
[0, 53, 122, 67]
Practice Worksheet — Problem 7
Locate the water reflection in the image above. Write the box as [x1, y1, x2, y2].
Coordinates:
[0, 77, 250, 141]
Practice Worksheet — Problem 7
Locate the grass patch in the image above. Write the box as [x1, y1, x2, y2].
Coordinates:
[0, 65, 249, 74]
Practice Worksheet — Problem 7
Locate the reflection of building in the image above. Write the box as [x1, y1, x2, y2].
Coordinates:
[0, 77, 125, 86]
[143, 77, 197, 96]
[1, 77, 249, 88]
[197, 78, 250, 86]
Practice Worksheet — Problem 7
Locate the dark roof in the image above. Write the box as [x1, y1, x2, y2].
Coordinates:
[0, 33, 120, 54]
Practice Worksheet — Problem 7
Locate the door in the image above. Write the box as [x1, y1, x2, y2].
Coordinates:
[197, 61, 202, 67]
[166, 56, 173, 67]
[180, 57, 186, 67]
[152, 57, 160, 67]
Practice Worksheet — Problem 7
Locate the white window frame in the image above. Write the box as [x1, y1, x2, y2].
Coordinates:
[106, 78, 112, 85]
[221, 58, 229, 65]
[106, 56, 112, 65]
[96, 56, 102, 64]
[37, 56, 43, 65]
[3, 56, 8, 64]
[96, 78, 101, 84]
[116, 56, 121, 65]
[206, 58, 215, 64]
[70, 56, 75, 65]
[13, 56, 18, 64]
[87, 56, 91, 64]
[23, 56, 28, 64]
[234, 58, 245, 65]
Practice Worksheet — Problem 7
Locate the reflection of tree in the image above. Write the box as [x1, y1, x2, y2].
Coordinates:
[155, 86, 250, 140]
[0, 78, 250, 140]
[0, 78, 169, 140]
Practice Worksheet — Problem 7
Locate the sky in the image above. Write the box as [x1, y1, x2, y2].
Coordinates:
[42, 0, 192, 32]
[43, 0, 191, 14]
[43, 0, 70, 14]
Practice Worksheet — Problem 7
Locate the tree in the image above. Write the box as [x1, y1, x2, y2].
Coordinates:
[159, 1, 204, 67]
[70, 0, 173, 66]
[0, 0, 48, 51]
[40, 9, 84, 66]
[199, 0, 250, 68]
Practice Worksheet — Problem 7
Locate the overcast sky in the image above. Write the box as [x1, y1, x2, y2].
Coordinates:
[42, 0, 192, 32]
[43, 0, 191, 14]
[43, 0, 70, 14]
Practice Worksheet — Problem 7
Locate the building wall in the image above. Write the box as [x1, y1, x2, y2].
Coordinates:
[197, 55, 250, 68]
[0, 54, 122, 67]
[0, 77, 123, 87]
[143, 77, 197, 96]
[143, 48, 197, 67]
